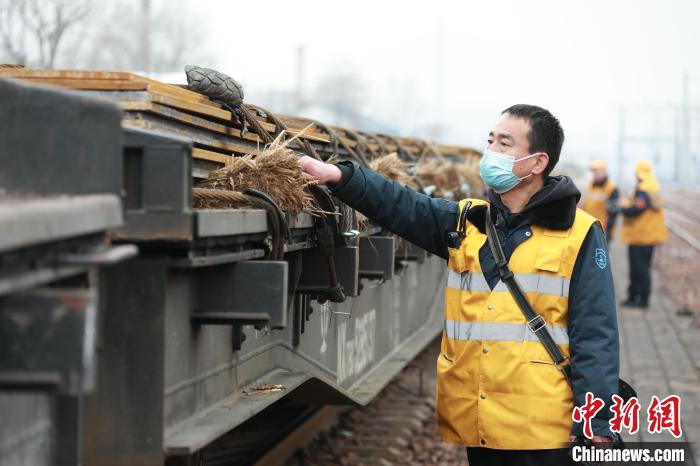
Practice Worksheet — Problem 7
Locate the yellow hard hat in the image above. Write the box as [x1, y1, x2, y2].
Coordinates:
[589, 159, 607, 170]
[635, 160, 653, 180]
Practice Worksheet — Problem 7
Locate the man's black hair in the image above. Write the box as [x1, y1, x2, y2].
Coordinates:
[501, 104, 564, 177]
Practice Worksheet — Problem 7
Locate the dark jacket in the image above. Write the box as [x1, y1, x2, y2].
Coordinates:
[593, 177, 621, 234]
[620, 189, 651, 218]
[329, 160, 619, 438]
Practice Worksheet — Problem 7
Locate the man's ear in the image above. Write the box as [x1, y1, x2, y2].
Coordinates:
[531, 152, 550, 175]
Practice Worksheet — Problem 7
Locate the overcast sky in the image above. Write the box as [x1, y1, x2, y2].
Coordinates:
[188, 0, 700, 185]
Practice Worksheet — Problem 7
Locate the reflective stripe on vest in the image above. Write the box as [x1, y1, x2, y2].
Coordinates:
[447, 270, 570, 298]
[444, 319, 569, 345]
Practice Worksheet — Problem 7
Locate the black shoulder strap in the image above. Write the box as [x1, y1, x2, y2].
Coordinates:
[484, 206, 573, 386]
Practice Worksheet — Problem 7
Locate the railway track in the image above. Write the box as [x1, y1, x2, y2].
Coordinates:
[664, 191, 700, 252]
[654, 190, 700, 317]
[665, 211, 700, 252]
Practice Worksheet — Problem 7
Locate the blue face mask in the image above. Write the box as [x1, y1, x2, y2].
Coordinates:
[479, 148, 538, 193]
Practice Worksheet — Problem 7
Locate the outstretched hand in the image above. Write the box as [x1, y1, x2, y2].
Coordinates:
[298, 155, 342, 185]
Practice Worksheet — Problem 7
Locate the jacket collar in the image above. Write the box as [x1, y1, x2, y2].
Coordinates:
[467, 176, 580, 233]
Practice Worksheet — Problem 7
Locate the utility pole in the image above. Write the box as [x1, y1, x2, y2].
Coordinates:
[653, 110, 662, 169]
[141, 0, 152, 73]
[681, 71, 690, 186]
[433, 17, 446, 140]
[295, 45, 305, 114]
[617, 108, 625, 184]
[673, 105, 680, 184]
[617, 106, 678, 187]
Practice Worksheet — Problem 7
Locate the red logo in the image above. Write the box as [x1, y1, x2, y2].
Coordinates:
[609, 395, 641, 435]
[572, 393, 683, 439]
[572, 392, 605, 439]
[647, 395, 682, 438]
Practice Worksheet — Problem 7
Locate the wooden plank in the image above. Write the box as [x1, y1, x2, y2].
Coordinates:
[5, 69, 331, 144]
[149, 91, 231, 120]
[119, 101, 153, 111]
[0, 69, 134, 80]
[192, 148, 233, 164]
[154, 102, 253, 140]
[131, 77, 212, 104]
[255, 120, 329, 143]
[19, 78, 148, 91]
[12, 75, 204, 105]
[290, 130, 329, 143]
[86, 89, 329, 145]
[234, 112, 330, 143]
[82, 89, 233, 122]
[0, 68, 211, 104]
[19, 76, 198, 103]
[120, 97, 329, 145]
[122, 118, 258, 154]
[124, 103, 261, 144]
[337, 136, 360, 150]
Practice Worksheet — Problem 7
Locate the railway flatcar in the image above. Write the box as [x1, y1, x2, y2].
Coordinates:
[0, 73, 481, 466]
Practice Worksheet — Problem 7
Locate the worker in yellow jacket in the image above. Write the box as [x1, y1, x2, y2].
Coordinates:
[301, 104, 620, 465]
[580, 160, 619, 241]
[620, 160, 668, 308]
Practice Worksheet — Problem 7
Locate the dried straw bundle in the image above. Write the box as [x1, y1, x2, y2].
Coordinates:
[194, 133, 320, 215]
[442, 165, 463, 193]
[416, 158, 448, 195]
[456, 157, 484, 197]
[416, 156, 484, 200]
[369, 152, 417, 189]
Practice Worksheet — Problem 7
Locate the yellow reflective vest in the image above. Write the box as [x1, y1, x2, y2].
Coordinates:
[582, 180, 616, 235]
[620, 179, 668, 246]
[438, 198, 597, 449]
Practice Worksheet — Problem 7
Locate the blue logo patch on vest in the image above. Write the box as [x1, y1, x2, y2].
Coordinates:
[595, 248, 607, 269]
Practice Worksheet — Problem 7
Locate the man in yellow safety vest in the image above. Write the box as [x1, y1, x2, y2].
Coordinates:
[580, 159, 619, 241]
[300, 105, 619, 466]
[620, 160, 668, 309]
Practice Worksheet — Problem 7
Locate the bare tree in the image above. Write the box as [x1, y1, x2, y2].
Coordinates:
[0, 0, 209, 72]
[0, 0, 91, 67]
[77, 0, 211, 73]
